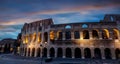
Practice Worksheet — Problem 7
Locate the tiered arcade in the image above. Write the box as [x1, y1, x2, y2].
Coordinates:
[20, 14, 120, 59]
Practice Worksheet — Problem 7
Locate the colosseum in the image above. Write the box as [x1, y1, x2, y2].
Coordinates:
[20, 14, 120, 59]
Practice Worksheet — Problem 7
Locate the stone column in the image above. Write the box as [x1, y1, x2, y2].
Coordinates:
[111, 48, 116, 59]
[40, 47, 43, 58]
[47, 31, 50, 45]
[62, 32, 65, 40]
[55, 31, 57, 40]
[89, 31, 93, 39]
[91, 48, 94, 58]
[99, 31, 102, 39]
[55, 48, 57, 58]
[81, 47, 85, 59]
[109, 31, 113, 39]
[80, 31, 83, 39]
[101, 48, 105, 59]
[71, 31, 74, 40]
[47, 48, 50, 58]
[63, 48, 66, 58]
[72, 48, 75, 58]
[34, 48, 37, 57]
[30, 48, 32, 57]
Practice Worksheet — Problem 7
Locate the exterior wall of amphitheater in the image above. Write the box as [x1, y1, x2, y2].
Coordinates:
[20, 15, 120, 59]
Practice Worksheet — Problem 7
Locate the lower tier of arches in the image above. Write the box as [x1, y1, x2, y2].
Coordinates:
[20, 47, 120, 59]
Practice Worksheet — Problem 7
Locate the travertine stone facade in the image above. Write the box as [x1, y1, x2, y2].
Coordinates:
[20, 14, 120, 59]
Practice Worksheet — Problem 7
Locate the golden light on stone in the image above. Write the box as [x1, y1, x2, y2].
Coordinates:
[38, 32, 41, 43]
[50, 31, 55, 40]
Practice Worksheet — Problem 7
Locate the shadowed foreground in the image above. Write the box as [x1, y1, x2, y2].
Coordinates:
[0, 54, 120, 64]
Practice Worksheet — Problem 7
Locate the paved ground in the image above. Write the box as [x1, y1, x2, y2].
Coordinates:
[0, 54, 120, 64]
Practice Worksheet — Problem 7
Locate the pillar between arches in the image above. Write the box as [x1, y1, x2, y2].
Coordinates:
[63, 48, 66, 58]
[111, 48, 116, 59]
[101, 48, 105, 59]
[72, 48, 75, 58]
[91, 48, 94, 58]
[81, 47, 85, 59]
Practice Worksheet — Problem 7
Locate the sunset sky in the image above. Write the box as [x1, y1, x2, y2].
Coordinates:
[0, 0, 120, 40]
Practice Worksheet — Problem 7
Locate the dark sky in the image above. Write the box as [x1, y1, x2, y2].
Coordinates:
[0, 0, 120, 40]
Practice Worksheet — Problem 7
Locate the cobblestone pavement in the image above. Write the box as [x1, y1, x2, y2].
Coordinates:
[0, 54, 120, 64]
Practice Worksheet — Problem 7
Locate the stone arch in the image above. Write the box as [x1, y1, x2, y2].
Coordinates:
[75, 48, 81, 58]
[50, 47, 55, 57]
[65, 31, 71, 39]
[102, 29, 109, 39]
[84, 48, 91, 58]
[57, 48, 63, 58]
[32, 48, 35, 57]
[104, 48, 112, 59]
[94, 48, 101, 59]
[115, 48, 120, 59]
[113, 29, 119, 39]
[92, 30, 99, 39]
[83, 30, 89, 39]
[44, 32, 48, 42]
[37, 48, 40, 57]
[66, 48, 72, 58]
[28, 48, 30, 56]
[57, 31, 62, 40]
[43, 48, 47, 57]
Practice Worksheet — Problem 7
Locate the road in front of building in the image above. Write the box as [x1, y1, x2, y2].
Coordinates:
[0, 54, 120, 64]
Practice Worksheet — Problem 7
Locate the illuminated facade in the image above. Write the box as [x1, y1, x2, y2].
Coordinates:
[20, 14, 120, 59]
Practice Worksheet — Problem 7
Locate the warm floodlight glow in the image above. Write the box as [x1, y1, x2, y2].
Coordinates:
[115, 39, 119, 42]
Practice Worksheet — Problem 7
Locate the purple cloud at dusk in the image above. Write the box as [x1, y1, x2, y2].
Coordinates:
[0, 0, 120, 40]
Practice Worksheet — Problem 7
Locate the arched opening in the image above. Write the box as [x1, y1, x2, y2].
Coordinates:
[50, 31, 55, 43]
[50, 47, 55, 57]
[82, 24, 88, 28]
[37, 48, 40, 57]
[65, 31, 71, 39]
[66, 48, 72, 58]
[57, 48, 63, 58]
[44, 32, 48, 42]
[32, 48, 35, 57]
[94, 48, 101, 59]
[43, 48, 47, 57]
[113, 29, 119, 39]
[102, 29, 109, 39]
[104, 48, 111, 59]
[4, 44, 7, 53]
[92, 30, 99, 39]
[57, 31, 62, 40]
[83, 30, 89, 39]
[28, 48, 30, 56]
[84, 48, 91, 58]
[74, 31, 80, 39]
[75, 48, 81, 58]
[115, 48, 120, 59]
[65, 25, 71, 29]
